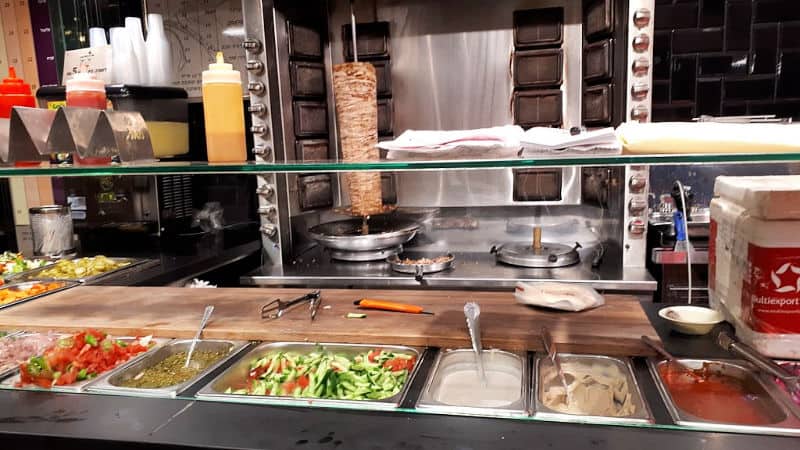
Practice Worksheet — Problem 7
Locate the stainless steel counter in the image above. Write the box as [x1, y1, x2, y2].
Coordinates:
[240, 247, 657, 292]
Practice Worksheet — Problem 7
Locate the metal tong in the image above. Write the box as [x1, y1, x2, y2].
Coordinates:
[718, 331, 800, 395]
[261, 290, 322, 321]
[694, 114, 792, 124]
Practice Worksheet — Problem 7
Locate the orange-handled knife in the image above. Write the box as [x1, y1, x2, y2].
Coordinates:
[354, 299, 434, 315]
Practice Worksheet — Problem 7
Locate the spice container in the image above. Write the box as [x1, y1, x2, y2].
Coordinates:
[202, 52, 246, 163]
[37, 85, 189, 158]
[29, 205, 75, 258]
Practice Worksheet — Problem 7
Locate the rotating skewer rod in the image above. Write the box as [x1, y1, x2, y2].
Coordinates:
[350, 0, 358, 62]
[532, 226, 542, 251]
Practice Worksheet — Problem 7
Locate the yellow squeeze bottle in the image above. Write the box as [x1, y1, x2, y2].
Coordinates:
[202, 51, 247, 162]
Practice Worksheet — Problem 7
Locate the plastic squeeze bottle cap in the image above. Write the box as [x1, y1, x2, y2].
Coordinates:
[202, 51, 241, 85]
[65, 71, 105, 93]
[0, 66, 36, 118]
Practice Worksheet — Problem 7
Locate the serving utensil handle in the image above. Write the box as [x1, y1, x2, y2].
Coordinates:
[185, 305, 214, 368]
[718, 331, 799, 391]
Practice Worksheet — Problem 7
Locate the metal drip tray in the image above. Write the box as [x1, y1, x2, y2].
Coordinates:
[328, 246, 402, 262]
[308, 217, 419, 252]
[492, 242, 580, 268]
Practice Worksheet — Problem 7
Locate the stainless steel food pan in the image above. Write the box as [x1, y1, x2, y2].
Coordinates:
[86, 339, 249, 398]
[416, 348, 529, 418]
[0, 280, 79, 311]
[0, 337, 170, 393]
[648, 358, 800, 436]
[533, 353, 652, 425]
[196, 342, 424, 411]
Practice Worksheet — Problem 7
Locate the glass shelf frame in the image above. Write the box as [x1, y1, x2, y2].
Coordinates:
[2, 151, 800, 177]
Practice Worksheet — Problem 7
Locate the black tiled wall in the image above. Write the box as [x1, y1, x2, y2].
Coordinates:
[652, 0, 800, 121]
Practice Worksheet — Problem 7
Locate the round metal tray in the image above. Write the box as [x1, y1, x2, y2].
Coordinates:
[308, 217, 419, 252]
[387, 253, 454, 281]
[491, 242, 581, 268]
[328, 246, 403, 262]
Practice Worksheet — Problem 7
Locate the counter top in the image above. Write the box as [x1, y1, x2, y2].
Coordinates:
[0, 286, 660, 355]
[0, 302, 795, 450]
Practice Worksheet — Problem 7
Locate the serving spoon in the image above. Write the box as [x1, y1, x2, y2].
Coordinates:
[542, 326, 572, 404]
[464, 302, 487, 387]
[641, 335, 702, 380]
[185, 305, 214, 368]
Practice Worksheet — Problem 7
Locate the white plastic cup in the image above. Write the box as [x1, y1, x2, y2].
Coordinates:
[125, 17, 148, 85]
[110, 27, 140, 85]
[88, 27, 108, 48]
[145, 14, 172, 86]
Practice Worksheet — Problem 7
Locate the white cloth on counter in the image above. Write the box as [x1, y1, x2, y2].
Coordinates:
[514, 281, 604, 312]
[617, 121, 800, 154]
[186, 278, 217, 288]
[521, 127, 621, 155]
[377, 125, 524, 160]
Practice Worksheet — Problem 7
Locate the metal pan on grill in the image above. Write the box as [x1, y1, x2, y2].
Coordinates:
[308, 217, 419, 252]
[387, 254, 454, 282]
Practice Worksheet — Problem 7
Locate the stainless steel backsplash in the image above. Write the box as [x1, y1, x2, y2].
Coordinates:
[328, 0, 582, 130]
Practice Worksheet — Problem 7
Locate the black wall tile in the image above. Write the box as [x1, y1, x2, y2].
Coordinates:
[754, 0, 800, 23]
[697, 79, 722, 115]
[781, 22, 800, 49]
[672, 56, 698, 101]
[654, 81, 670, 104]
[653, 104, 696, 121]
[656, 3, 699, 30]
[751, 24, 779, 74]
[673, 28, 723, 53]
[654, 31, 672, 80]
[655, 0, 798, 120]
[699, 54, 748, 75]
[701, 0, 725, 27]
[722, 103, 748, 115]
[725, 78, 775, 99]
[725, 1, 752, 51]
[749, 100, 800, 118]
[778, 51, 800, 97]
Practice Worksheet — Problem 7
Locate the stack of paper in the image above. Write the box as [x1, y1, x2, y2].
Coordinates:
[377, 125, 524, 160]
[521, 127, 621, 155]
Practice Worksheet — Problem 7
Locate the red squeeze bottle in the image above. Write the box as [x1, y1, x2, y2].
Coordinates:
[65, 71, 107, 110]
[0, 67, 38, 166]
[0, 66, 36, 119]
[65, 72, 111, 165]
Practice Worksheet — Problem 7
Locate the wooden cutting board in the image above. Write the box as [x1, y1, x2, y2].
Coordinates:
[0, 286, 660, 356]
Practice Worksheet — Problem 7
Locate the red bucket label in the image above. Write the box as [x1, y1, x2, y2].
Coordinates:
[742, 244, 800, 333]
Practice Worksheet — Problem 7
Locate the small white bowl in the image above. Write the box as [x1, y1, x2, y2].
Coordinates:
[658, 306, 725, 336]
